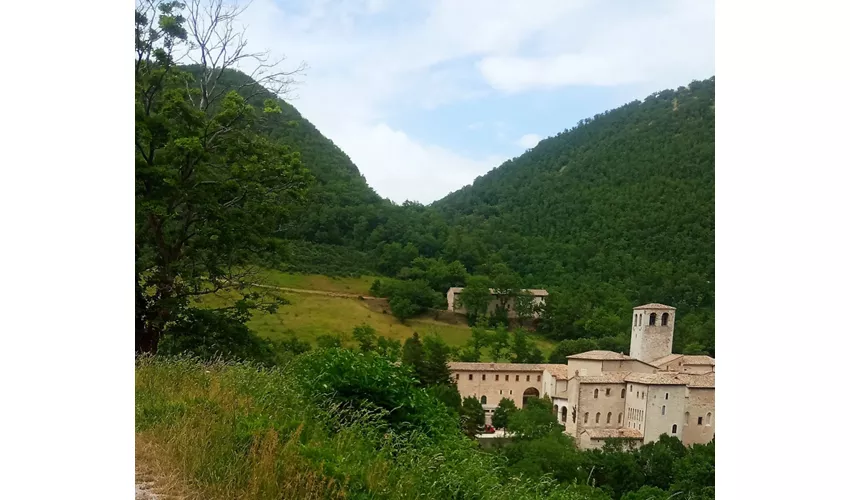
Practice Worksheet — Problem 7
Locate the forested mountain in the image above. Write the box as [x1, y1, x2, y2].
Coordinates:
[431, 78, 716, 352]
[180, 66, 715, 354]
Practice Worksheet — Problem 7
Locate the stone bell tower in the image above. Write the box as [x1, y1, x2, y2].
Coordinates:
[629, 303, 676, 364]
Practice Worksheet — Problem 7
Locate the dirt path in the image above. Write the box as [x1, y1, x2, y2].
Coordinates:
[246, 282, 377, 299]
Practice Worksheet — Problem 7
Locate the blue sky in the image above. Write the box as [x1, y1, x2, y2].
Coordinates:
[236, 0, 715, 203]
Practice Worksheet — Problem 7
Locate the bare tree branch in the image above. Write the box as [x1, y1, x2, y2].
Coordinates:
[182, 0, 306, 111]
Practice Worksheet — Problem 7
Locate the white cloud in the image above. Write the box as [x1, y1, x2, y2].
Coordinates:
[223, 0, 713, 203]
[517, 134, 542, 149]
[334, 123, 505, 204]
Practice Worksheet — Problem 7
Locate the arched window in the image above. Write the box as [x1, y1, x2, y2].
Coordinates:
[621, 388, 626, 398]
[594, 389, 599, 399]
[481, 395, 487, 405]
[554, 404, 559, 415]
[672, 424, 678, 434]
[584, 412, 588, 423]
[607, 412, 612, 424]
[661, 312, 669, 326]
[595, 412, 601, 424]
[649, 313, 657, 326]
[634, 314, 638, 326]
[662, 405, 666, 415]
[618, 413, 623, 424]
[706, 412, 712, 425]
[685, 412, 690, 425]
[665, 392, 669, 400]
[639, 315, 642, 326]
[561, 406, 568, 422]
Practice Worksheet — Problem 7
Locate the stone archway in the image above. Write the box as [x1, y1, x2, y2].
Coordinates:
[522, 387, 540, 406]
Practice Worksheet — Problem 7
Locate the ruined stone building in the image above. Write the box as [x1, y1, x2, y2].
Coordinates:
[446, 287, 548, 319]
[448, 303, 715, 449]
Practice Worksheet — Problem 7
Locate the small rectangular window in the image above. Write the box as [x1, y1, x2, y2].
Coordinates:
[455, 374, 459, 380]
[662, 405, 666, 415]
[605, 388, 611, 396]
[527, 375, 530, 382]
[495, 374, 499, 381]
[482, 374, 486, 381]
[630, 385, 633, 392]
[468, 374, 473, 380]
[537, 375, 541, 382]
[698, 417, 703, 425]
[665, 392, 669, 400]
[515, 375, 519, 381]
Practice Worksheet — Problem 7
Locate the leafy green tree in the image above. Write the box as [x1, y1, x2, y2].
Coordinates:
[401, 332, 427, 384]
[548, 338, 600, 363]
[460, 396, 485, 438]
[492, 397, 518, 429]
[510, 328, 540, 363]
[375, 336, 402, 360]
[352, 323, 378, 352]
[422, 335, 453, 386]
[458, 322, 491, 362]
[134, 1, 309, 354]
[507, 396, 562, 440]
[503, 432, 584, 484]
[621, 486, 669, 500]
[514, 291, 537, 323]
[428, 383, 463, 415]
[157, 308, 279, 365]
[490, 325, 512, 362]
[454, 275, 492, 321]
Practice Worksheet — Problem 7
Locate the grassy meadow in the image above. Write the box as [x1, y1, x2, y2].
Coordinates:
[199, 270, 557, 360]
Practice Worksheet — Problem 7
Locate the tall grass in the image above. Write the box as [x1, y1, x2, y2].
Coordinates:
[136, 355, 599, 499]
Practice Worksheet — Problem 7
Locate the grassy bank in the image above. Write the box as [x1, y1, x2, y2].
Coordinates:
[198, 271, 557, 359]
[135, 355, 597, 499]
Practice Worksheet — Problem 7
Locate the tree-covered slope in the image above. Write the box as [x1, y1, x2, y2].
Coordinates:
[430, 78, 715, 350]
[182, 66, 716, 352]
[183, 66, 388, 248]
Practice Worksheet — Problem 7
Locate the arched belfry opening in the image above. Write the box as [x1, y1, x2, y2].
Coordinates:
[661, 312, 669, 326]
[649, 313, 657, 326]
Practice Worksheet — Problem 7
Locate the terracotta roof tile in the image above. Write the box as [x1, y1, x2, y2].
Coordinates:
[567, 350, 633, 361]
[681, 355, 715, 366]
[583, 428, 644, 439]
[651, 354, 683, 367]
[577, 371, 631, 384]
[625, 373, 689, 385]
[679, 372, 715, 388]
[633, 303, 676, 310]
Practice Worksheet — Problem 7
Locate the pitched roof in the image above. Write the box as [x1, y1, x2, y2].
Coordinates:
[651, 354, 683, 366]
[448, 362, 547, 372]
[582, 428, 644, 440]
[625, 373, 689, 385]
[679, 372, 715, 388]
[541, 364, 572, 380]
[567, 350, 633, 361]
[681, 355, 716, 366]
[577, 372, 631, 384]
[633, 303, 676, 310]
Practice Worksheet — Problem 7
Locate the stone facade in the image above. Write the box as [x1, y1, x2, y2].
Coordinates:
[448, 302, 715, 449]
[446, 287, 548, 319]
[629, 304, 676, 364]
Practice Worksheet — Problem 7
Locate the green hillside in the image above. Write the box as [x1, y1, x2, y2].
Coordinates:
[168, 65, 715, 354]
